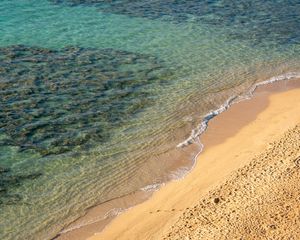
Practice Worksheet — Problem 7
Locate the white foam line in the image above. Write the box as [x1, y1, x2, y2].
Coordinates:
[177, 71, 300, 149]
[60, 207, 123, 234]
[177, 95, 238, 148]
[140, 182, 162, 192]
[249, 71, 300, 97]
[60, 184, 163, 234]
[59, 71, 300, 237]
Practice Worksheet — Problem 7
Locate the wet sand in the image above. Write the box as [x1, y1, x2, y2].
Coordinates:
[163, 124, 300, 240]
[86, 79, 300, 240]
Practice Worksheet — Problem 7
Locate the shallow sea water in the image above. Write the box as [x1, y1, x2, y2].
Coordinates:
[0, 1, 300, 239]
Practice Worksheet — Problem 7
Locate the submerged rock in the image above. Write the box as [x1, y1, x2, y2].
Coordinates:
[50, 0, 300, 45]
[0, 165, 42, 205]
[0, 45, 171, 157]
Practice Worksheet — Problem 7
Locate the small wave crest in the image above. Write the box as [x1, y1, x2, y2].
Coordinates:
[177, 71, 300, 149]
[140, 183, 162, 192]
[58, 71, 300, 238]
[177, 95, 237, 148]
[59, 207, 123, 235]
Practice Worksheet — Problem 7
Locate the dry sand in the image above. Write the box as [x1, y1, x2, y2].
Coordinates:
[163, 125, 300, 240]
[86, 80, 300, 240]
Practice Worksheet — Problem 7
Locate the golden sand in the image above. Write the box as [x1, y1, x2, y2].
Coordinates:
[163, 124, 300, 240]
[84, 80, 300, 240]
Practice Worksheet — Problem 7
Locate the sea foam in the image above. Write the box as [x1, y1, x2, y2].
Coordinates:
[177, 72, 300, 149]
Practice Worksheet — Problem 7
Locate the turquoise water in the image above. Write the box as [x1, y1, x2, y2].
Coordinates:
[0, 1, 299, 239]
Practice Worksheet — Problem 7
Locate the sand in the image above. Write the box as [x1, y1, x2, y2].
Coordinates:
[163, 124, 300, 240]
[86, 80, 300, 240]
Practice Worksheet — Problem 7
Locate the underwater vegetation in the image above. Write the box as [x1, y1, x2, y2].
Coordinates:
[0, 45, 170, 157]
[50, 0, 300, 45]
[0, 165, 42, 205]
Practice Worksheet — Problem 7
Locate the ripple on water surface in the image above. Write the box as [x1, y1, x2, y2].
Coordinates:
[0, 0, 300, 239]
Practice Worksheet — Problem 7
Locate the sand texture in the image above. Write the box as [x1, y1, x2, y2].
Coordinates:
[88, 83, 300, 240]
[163, 125, 300, 240]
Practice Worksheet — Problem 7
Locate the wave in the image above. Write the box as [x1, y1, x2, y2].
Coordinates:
[59, 207, 123, 235]
[57, 71, 300, 238]
[140, 183, 163, 192]
[177, 71, 300, 149]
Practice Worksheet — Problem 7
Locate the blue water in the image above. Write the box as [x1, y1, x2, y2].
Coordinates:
[0, 1, 299, 239]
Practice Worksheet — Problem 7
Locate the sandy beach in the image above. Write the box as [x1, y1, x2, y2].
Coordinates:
[2, 2, 300, 239]
[85, 79, 300, 240]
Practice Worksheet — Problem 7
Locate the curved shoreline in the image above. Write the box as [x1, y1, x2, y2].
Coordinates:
[164, 125, 300, 239]
[86, 77, 300, 240]
[56, 74, 300, 240]
[177, 71, 300, 148]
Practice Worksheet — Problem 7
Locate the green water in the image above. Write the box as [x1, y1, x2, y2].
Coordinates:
[0, 0, 299, 239]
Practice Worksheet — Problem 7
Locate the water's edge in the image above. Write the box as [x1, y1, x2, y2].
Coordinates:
[56, 71, 300, 239]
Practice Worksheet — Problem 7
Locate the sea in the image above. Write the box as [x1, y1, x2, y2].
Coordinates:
[0, 0, 300, 239]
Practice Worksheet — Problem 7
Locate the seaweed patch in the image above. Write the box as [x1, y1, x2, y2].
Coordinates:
[0, 166, 42, 205]
[0, 45, 171, 156]
[50, 0, 300, 45]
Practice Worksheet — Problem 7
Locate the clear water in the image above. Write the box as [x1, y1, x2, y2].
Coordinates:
[0, 0, 299, 239]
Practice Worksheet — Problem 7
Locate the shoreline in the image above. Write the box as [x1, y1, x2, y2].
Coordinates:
[88, 78, 300, 240]
[57, 76, 300, 240]
[164, 124, 300, 239]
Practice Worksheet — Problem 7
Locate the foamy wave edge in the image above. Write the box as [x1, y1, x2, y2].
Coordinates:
[59, 207, 123, 234]
[58, 72, 300, 237]
[177, 71, 300, 149]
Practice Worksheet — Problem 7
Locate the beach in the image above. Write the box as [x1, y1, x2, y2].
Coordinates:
[1, 1, 300, 239]
[86, 79, 300, 240]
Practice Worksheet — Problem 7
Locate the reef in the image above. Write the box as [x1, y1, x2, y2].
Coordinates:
[0, 166, 42, 205]
[0, 45, 170, 156]
[50, 0, 300, 45]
